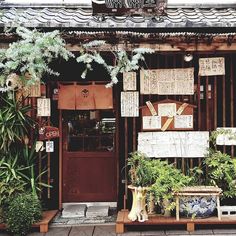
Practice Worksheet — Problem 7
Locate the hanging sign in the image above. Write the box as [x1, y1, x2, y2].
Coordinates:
[37, 98, 51, 117]
[138, 131, 209, 158]
[140, 68, 194, 95]
[199, 57, 225, 76]
[123, 72, 136, 91]
[216, 128, 236, 145]
[142, 116, 161, 130]
[36, 141, 45, 152]
[39, 126, 60, 140]
[46, 141, 54, 152]
[121, 91, 139, 117]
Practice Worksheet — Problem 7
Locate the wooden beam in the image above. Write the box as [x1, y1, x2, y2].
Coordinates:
[66, 42, 236, 52]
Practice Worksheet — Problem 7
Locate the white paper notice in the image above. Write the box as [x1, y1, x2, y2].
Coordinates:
[121, 91, 139, 117]
[143, 116, 161, 130]
[174, 115, 193, 129]
[199, 57, 225, 76]
[138, 131, 209, 158]
[158, 103, 176, 117]
[216, 127, 236, 145]
[37, 98, 51, 117]
[46, 141, 54, 152]
[123, 72, 137, 91]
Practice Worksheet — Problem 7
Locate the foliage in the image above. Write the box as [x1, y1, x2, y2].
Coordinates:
[76, 41, 154, 87]
[4, 193, 42, 236]
[0, 93, 33, 152]
[18, 143, 50, 196]
[150, 160, 192, 210]
[204, 149, 236, 199]
[127, 151, 157, 187]
[0, 27, 74, 88]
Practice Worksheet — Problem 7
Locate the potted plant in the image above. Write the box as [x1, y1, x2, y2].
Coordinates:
[127, 151, 156, 222]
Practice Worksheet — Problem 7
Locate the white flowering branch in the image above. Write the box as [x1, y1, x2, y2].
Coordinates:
[76, 41, 155, 87]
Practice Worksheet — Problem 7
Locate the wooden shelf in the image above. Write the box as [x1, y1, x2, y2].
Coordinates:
[116, 210, 236, 234]
[0, 210, 58, 233]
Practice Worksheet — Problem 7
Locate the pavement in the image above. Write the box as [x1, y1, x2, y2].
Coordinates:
[2, 225, 236, 236]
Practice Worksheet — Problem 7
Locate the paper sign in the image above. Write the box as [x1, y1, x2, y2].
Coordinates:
[158, 103, 176, 117]
[36, 141, 44, 152]
[199, 57, 225, 76]
[174, 115, 193, 129]
[37, 98, 51, 117]
[121, 91, 139, 117]
[216, 128, 236, 145]
[143, 116, 161, 130]
[123, 72, 136, 91]
[46, 141, 54, 152]
[138, 131, 209, 158]
[140, 68, 194, 95]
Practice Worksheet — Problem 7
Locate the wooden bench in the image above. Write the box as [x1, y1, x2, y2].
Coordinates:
[174, 186, 222, 224]
[0, 210, 58, 233]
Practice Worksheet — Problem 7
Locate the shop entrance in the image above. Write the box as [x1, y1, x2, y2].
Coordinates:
[62, 109, 117, 202]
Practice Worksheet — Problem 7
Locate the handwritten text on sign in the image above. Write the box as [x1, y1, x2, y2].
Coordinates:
[140, 68, 194, 95]
[121, 91, 139, 117]
[199, 57, 225, 76]
[123, 72, 137, 91]
[37, 98, 51, 117]
[138, 131, 209, 158]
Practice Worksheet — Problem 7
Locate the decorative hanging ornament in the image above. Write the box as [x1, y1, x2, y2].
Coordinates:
[6, 73, 22, 90]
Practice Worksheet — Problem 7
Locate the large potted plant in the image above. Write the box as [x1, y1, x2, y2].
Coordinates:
[127, 151, 156, 222]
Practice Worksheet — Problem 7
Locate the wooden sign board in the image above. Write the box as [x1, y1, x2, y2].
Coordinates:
[141, 99, 195, 131]
[39, 126, 60, 140]
[123, 72, 136, 91]
[138, 131, 209, 158]
[121, 91, 139, 117]
[216, 127, 236, 145]
[140, 68, 194, 95]
[199, 57, 225, 76]
[37, 98, 51, 117]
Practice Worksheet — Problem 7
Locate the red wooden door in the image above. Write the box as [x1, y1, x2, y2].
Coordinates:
[62, 110, 117, 202]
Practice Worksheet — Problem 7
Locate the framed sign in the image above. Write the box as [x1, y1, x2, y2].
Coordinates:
[138, 131, 209, 158]
[123, 72, 136, 91]
[199, 57, 225, 76]
[121, 91, 139, 117]
[216, 127, 236, 145]
[140, 68, 194, 95]
[37, 98, 51, 117]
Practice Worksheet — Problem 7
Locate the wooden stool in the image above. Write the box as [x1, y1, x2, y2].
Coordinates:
[174, 186, 222, 221]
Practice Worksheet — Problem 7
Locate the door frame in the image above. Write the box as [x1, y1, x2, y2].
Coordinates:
[58, 82, 119, 209]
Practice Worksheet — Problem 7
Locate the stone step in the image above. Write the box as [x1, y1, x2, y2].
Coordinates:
[62, 204, 87, 218]
[86, 205, 109, 218]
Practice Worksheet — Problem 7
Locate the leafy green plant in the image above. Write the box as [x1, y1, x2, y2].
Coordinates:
[0, 94, 33, 152]
[150, 160, 192, 211]
[4, 193, 42, 236]
[127, 151, 156, 187]
[0, 27, 74, 88]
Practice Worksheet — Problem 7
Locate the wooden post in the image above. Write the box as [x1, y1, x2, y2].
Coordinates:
[217, 195, 221, 220]
[176, 196, 179, 221]
[187, 222, 195, 232]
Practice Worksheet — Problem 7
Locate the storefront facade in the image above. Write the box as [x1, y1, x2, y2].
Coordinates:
[0, 1, 236, 211]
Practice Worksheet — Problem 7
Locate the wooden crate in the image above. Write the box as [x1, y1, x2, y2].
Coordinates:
[0, 210, 58, 233]
[116, 210, 236, 234]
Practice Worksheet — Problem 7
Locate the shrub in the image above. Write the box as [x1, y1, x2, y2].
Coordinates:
[4, 193, 42, 236]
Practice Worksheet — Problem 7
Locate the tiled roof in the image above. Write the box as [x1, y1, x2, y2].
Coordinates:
[0, 7, 236, 28]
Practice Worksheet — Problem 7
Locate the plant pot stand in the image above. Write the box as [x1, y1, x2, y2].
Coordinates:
[116, 210, 236, 234]
[0, 210, 58, 233]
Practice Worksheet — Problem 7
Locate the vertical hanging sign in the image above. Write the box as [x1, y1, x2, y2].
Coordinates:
[37, 98, 51, 117]
[121, 91, 139, 117]
[123, 72, 137, 91]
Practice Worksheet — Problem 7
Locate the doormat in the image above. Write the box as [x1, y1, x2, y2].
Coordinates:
[51, 207, 117, 226]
